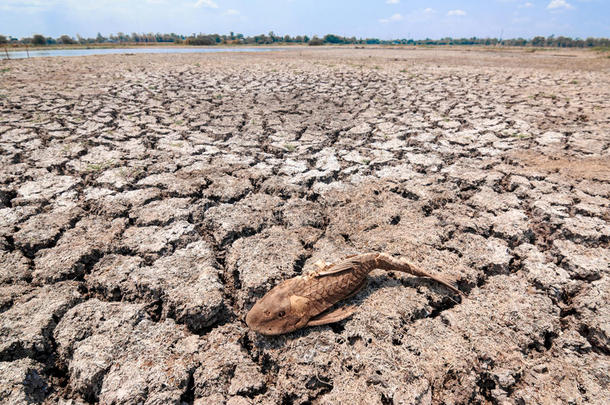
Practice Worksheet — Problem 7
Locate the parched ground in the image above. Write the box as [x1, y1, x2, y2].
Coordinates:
[0, 46, 609, 404]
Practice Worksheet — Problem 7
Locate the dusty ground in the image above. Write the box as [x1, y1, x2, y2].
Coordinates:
[0, 46, 609, 404]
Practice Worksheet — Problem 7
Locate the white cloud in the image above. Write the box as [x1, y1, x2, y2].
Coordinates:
[194, 0, 218, 8]
[447, 9, 467, 16]
[423, 8, 435, 14]
[0, 0, 54, 12]
[386, 0, 400, 4]
[547, 0, 573, 9]
[519, 2, 534, 7]
[223, 8, 239, 15]
[379, 13, 403, 23]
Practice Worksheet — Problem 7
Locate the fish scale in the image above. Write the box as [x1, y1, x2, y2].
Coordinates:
[302, 260, 365, 303]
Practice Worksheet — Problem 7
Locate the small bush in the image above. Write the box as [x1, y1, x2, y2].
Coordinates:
[32, 34, 46, 46]
[308, 37, 324, 46]
[58, 35, 77, 45]
[186, 35, 216, 46]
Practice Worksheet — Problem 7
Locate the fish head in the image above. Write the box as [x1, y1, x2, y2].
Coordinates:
[246, 278, 311, 335]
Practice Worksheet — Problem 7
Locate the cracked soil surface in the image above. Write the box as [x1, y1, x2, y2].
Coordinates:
[0, 46, 609, 404]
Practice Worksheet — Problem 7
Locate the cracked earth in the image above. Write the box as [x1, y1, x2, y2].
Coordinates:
[0, 47, 609, 404]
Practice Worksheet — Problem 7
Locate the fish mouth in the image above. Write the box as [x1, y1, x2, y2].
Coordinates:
[245, 309, 265, 333]
[247, 321, 285, 336]
[245, 312, 303, 336]
[248, 320, 294, 336]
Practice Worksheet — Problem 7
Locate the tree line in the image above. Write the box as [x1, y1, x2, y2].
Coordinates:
[1, 32, 609, 48]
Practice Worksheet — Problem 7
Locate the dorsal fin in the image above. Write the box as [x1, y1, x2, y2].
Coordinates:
[314, 260, 356, 277]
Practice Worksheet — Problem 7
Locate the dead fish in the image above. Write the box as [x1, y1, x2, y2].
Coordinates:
[246, 252, 463, 335]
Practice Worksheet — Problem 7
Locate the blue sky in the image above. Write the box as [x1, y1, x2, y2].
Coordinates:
[0, 0, 608, 39]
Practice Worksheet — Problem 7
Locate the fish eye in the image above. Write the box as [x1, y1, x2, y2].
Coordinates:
[278, 311, 286, 317]
[264, 310, 271, 316]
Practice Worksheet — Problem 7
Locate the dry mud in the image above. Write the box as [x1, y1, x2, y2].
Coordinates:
[0, 47, 609, 404]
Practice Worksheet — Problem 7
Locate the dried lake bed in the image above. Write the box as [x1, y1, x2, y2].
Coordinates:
[0, 47, 609, 404]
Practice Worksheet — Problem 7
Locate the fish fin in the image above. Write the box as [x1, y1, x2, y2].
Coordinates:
[315, 261, 355, 277]
[307, 305, 357, 326]
[423, 274, 464, 297]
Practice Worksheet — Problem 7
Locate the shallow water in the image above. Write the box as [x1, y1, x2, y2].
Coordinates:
[1, 46, 281, 60]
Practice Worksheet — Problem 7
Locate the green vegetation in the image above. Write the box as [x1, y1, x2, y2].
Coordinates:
[58, 35, 77, 45]
[284, 143, 296, 152]
[86, 160, 114, 172]
[185, 35, 217, 46]
[308, 37, 324, 46]
[32, 34, 46, 45]
[1, 32, 608, 49]
[592, 46, 610, 52]
[0, 68, 10, 73]
[511, 133, 531, 139]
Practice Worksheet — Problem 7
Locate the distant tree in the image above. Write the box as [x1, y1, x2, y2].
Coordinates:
[308, 36, 323, 46]
[32, 34, 46, 45]
[4, 31, 609, 49]
[268, 31, 280, 42]
[185, 34, 216, 45]
[323, 34, 342, 44]
[513, 37, 527, 46]
[556, 36, 572, 47]
[58, 35, 77, 44]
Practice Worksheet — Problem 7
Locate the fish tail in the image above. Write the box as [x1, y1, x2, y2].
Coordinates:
[375, 253, 464, 297]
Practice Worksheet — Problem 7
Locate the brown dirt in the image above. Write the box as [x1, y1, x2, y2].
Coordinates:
[0, 46, 609, 404]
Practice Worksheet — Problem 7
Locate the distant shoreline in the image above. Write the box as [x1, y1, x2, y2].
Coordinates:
[4, 43, 608, 54]
[2, 43, 296, 52]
